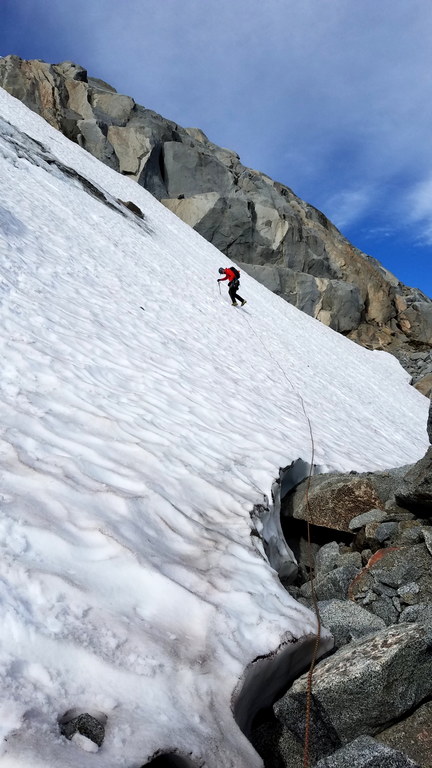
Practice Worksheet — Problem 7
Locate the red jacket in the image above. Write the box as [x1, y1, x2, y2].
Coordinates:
[219, 268, 238, 282]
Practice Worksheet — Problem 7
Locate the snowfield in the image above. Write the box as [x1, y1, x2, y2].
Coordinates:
[0, 86, 429, 768]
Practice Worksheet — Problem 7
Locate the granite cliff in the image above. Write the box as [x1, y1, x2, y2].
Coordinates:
[1, 55, 430, 388]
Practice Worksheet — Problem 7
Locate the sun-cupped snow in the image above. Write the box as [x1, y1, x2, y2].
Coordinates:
[0, 85, 429, 768]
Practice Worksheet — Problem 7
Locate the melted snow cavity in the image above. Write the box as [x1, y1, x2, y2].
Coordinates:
[0, 87, 429, 768]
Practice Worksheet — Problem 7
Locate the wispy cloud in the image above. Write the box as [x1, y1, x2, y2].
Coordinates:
[406, 177, 432, 244]
[323, 187, 377, 230]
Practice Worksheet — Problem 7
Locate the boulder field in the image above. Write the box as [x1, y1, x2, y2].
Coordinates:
[251, 399, 432, 768]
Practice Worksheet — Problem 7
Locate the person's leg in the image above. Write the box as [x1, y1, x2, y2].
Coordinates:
[228, 285, 237, 304]
[234, 283, 246, 304]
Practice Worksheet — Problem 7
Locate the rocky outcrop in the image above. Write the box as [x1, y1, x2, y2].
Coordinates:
[1, 54, 431, 380]
[256, 418, 432, 768]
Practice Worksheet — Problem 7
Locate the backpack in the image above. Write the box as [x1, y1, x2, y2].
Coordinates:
[230, 266, 240, 280]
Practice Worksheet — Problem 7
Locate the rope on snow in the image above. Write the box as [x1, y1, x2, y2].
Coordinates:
[239, 311, 321, 768]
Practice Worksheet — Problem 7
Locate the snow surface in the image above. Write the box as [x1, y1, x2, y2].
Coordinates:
[0, 85, 429, 768]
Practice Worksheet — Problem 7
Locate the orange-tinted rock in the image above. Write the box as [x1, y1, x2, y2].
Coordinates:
[287, 474, 383, 533]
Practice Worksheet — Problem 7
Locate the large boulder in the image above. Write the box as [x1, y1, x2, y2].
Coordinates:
[277, 269, 323, 318]
[395, 447, 432, 514]
[90, 90, 134, 125]
[300, 559, 361, 602]
[318, 599, 386, 649]
[315, 736, 420, 768]
[282, 464, 420, 540]
[413, 372, 432, 398]
[283, 473, 384, 533]
[274, 623, 432, 753]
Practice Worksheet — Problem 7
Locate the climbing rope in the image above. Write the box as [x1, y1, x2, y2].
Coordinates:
[303, 466, 321, 768]
[239, 312, 321, 768]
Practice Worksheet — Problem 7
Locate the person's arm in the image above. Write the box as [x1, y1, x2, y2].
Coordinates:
[218, 274, 228, 282]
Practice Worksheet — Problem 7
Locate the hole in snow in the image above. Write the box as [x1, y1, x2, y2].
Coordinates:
[233, 633, 320, 739]
[142, 753, 198, 768]
[251, 458, 315, 585]
[236, 459, 328, 761]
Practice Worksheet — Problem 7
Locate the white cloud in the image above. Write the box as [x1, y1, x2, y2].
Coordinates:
[406, 177, 432, 244]
[323, 187, 377, 230]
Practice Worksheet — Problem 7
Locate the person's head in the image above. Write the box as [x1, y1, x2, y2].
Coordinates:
[218, 268, 225, 274]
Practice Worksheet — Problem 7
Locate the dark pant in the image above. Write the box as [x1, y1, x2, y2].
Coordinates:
[229, 280, 245, 304]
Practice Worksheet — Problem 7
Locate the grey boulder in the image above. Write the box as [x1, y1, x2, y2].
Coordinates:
[315, 542, 361, 575]
[274, 622, 432, 749]
[300, 560, 361, 602]
[395, 446, 432, 514]
[318, 599, 386, 648]
[315, 735, 420, 768]
[348, 509, 388, 531]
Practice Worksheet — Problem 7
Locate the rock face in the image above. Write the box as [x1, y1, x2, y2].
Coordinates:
[265, 426, 432, 768]
[1, 54, 431, 378]
[317, 599, 386, 649]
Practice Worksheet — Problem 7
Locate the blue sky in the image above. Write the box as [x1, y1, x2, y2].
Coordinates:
[1, 0, 431, 297]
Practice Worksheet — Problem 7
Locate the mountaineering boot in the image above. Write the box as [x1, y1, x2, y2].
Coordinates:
[231, 301, 238, 306]
[240, 300, 247, 306]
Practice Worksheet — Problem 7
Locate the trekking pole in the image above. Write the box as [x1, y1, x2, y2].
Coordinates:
[218, 281, 221, 295]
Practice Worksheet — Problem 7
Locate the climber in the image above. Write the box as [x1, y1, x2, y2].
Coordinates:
[217, 267, 247, 307]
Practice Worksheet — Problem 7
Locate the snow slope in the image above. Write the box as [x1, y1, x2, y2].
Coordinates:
[0, 86, 429, 768]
